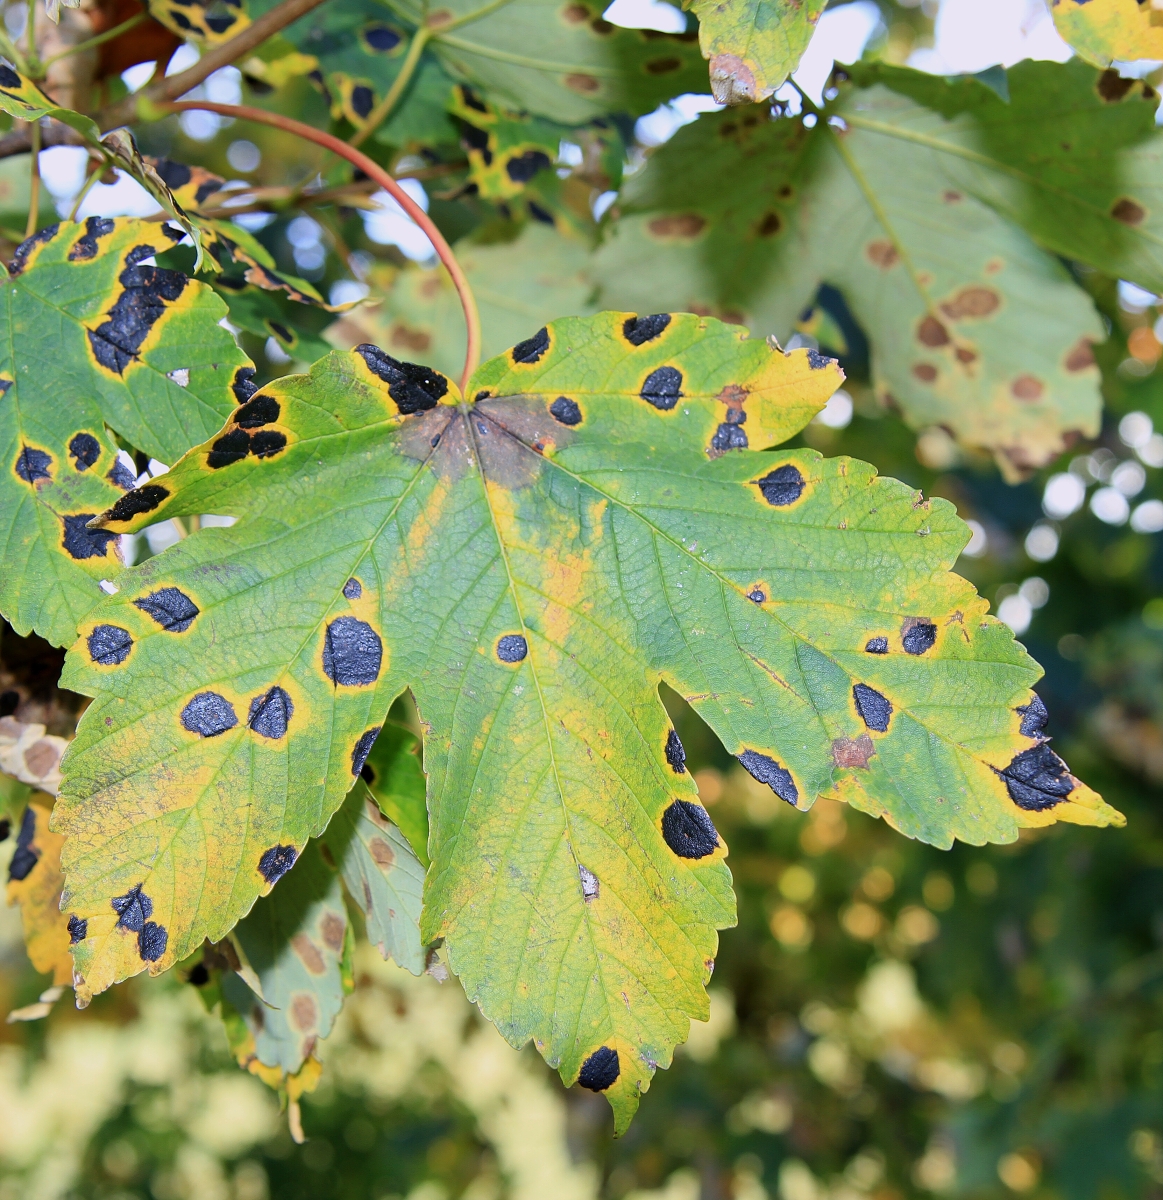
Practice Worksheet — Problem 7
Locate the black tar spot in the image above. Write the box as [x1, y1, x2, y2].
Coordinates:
[738, 749, 798, 805]
[578, 1046, 620, 1091]
[15, 446, 51, 484]
[7, 807, 38, 881]
[181, 692, 238, 737]
[88, 251, 188, 375]
[105, 484, 169, 522]
[106, 459, 137, 490]
[351, 726, 381, 776]
[139, 922, 168, 961]
[757, 463, 804, 506]
[344, 577, 362, 599]
[0, 816, 8, 839]
[112, 883, 152, 932]
[235, 394, 280, 428]
[496, 634, 528, 663]
[505, 149, 551, 183]
[323, 617, 383, 686]
[88, 624, 133, 666]
[194, 177, 223, 204]
[461, 86, 488, 112]
[258, 844, 297, 883]
[0, 64, 21, 89]
[661, 799, 719, 858]
[461, 123, 490, 153]
[0, 379, 12, 396]
[134, 587, 198, 632]
[853, 683, 892, 732]
[865, 636, 888, 654]
[187, 961, 210, 986]
[528, 201, 554, 224]
[208, 427, 251, 468]
[354, 343, 448, 413]
[665, 728, 686, 772]
[69, 432, 101, 471]
[248, 686, 293, 738]
[512, 327, 549, 364]
[68, 216, 116, 262]
[711, 421, 748, 452]
[251, 429, 287, 458]
[364, 23, 401, 51]
[9, 223, 59, 275]
[748, 588, 766, 603]
[351, 85, 375, 119]
[1018, 694, 1048, 739]
[806, 348, 836, 370]
[232, 366, 258, 403]
[902, 621, 937, 655]
[153, 158, 192, 190]
[67, 914, 87, 943]
[640, 365, 682, 409]
[550, 396, 581, 425]
[1000, 742, 1073, 811]
[623, 313, 671, 345]
[62, 514, 117, 560]
[160, 223, 185, 242]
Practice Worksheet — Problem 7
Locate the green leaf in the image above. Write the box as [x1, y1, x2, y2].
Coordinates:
[56, 313, 1119, 1131]
[360, 723, 430, 868]
[221, 841, 350, 1075]
[0, 218, 250, 646]
[1049, 0, 1163, 66]
[593, 81, 1107, 474]
[689, 0, 827, 104]
[321, 779, 427, 970]
[0, 62, 100, 142]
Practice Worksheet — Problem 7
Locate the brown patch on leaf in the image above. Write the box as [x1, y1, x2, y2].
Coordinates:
[865, 240, 899, 269]
[940, 286, 1000, 320]
[985, 258, 1004, 274]
[291, 933, 326, 975]
[368, 836, 396, 869]
[1112, 197, 1146, 225]
[955, 346, 977, 364]
[716, 383, 748, 410]
[912, 363, 938, 383]
[1011, 375, 1044, 401]
[1065, 338, 1096, 372]
[648, 213, 706, 240]
[832, 734, 875, 769]
[917, 316, 950, 347]
[756, 211, 782, 237]
[390, 325, 431, 353]
[645, 56, 681, 74]
[291, 992, 318, 1032]
[709, 53, 757, 105]
[1098, 69, 1136, 103]
[565, 73, 600, 94]
[943, 190, 962, 203]
[320, 911, 345, 952]
[562, 3, 589, 22]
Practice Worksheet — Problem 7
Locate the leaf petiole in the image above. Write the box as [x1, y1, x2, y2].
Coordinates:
[24, 117, 39, 239]
[67, 153, 105, 221]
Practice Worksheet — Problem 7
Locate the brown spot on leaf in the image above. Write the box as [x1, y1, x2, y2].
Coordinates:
[1065, 338, 1096, 372]
[291, 932, 326, 975]
[943, 190, 962, 203]
[832, 734, 875, 769]
[390, 325, 431, 353]
[709, 53, 756, 104]
[1098, 69, 1135, 103]
[648, 213, 706, 240]
[866, 240, 899, 269]
[917, 316, 950, 347]
[321, 912, 345, 953]
[777, 185, 793, 199]
[1112, 197, 1146, 225]
[565, 72, 600, 94]
[940, 286, 1000, 320]
[562, 2, 588, 21]
[955, 346, 977, 364]
[984, 258, 1004, 274]
[291, 992, 318, 1032]
[912, 363, 938, 383]
[368, 836, 396, 869]
[1011, 375, 1044, 401]
[756, 211, 782, 237]
[645, 56, 680, 74]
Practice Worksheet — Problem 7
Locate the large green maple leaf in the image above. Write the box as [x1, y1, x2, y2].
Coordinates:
[0, 218, 250, 647]
[55, 313, 1120, 1131]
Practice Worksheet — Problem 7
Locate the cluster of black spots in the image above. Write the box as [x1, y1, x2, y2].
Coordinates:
[181, 691, 238, 737]
[104, 483, 169, 523]
[88, 624, 133, 666]
[354, 343, 449, 413]
[528, 201, 555, 225]
[14, 446, 51, 484]
[259, 844, 297, 883]
[1017, 694, 1049, 739]
[139, 922, 167, 961]
[112, 882, 152, 931]
[364, 23, 401, 51]
[806, 349, 836, 370]
[323, 617, 383, 686]
[661, 799, 720, 858]
[865, 636, 888, 654]
[738, 749, 798, 805]
[343, 577, 363, 600]
[460, 86, 488, 113]
[207, 425, 287, 468]
[550, 396, 582, 426]
[496, 634, 528, 663]
[232, 365, 258, 403]
[578, 1046, 620, 1092]
[711, 409, 748, 452]
[7, 808, 38, 882]
[350, 85, 375, 120]
[68, 216, 116, 262]
[0, 63, 20, 88]
[248, 687, 293, 739]
[853, 683, 892, 732]
[61, 513, 117, 560]
[68, 432, 100, 471]
[160, 223, 185, 243]
[134, 587, 199, 632]
[9, 223, 59, 276]
[757, 463, 804, 507]
[106, 458, 137, 490]
[640, 365, 682, 410]
[511, 327, 550, 365]
[67, 914, 87, 944]
[269, 323, 293, 348]
[88, 248, 188, 375]
[902, 621, 937, 655]
[505, 150, 552, 183]
[234, 393, 280, 428]
[623, 313, 671, 345]
[747, 588, 766, 603]
[999, 743, 1073, 811]
[351, 726, 381, 777]
[0, 815, 8, 838]
[665, 728, 686, 773]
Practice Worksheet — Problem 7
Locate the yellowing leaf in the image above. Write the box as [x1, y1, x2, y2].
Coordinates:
[7, 796, 72, 986]
[147, 0, 250, 44]
[0, 62, 100, 142]
[1050, 0, 1163, 65]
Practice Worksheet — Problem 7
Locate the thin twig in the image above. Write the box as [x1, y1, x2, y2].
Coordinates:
[162, 99, 483, 390]
[24, 120, 39, 239]
[68, 154, 104, 221]
[43, 11, 149, 69]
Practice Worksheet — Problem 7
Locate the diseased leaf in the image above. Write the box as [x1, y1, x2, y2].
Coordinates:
[321, 781, 426, 971]
[6, 796, 73, 986]
[56, 312, 1118, 1129]
[593, 81, 1107, 474]
[0, 218, 250, 646]
[690, 0, 827, 105]
[1050, 0, 1163, 66]
[0, 61, 100, 142]
[147, 0, 250, 45]
[361, 723, 430, 868]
